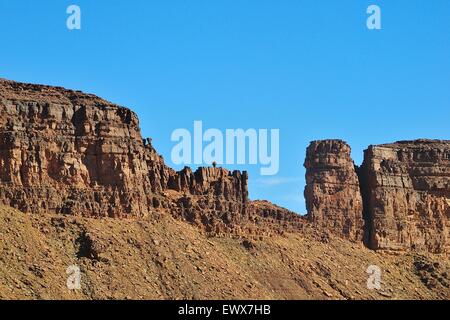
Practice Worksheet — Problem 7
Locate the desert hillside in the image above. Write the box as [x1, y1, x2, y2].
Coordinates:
[0, 79, 449, 300]
[0, 205, 448, 300]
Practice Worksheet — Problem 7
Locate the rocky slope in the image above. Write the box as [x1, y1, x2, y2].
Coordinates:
[0, 206, 448, 300]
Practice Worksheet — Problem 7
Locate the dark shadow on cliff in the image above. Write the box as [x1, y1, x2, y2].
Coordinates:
[356, 163, 373, 249]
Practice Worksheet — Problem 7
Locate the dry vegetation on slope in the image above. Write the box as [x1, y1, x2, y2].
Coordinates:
[0, 206, 448, 300]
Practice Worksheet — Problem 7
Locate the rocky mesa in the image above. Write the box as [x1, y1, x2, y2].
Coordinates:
[360, 140, 450, 253]
[304, 139, 450, 254]
[1, 78, 449, 254]
[0, 78, 301, 236]
[0, 78, 449, 300]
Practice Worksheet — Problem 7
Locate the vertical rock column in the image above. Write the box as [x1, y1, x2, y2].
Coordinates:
[304, 140, 364, 241]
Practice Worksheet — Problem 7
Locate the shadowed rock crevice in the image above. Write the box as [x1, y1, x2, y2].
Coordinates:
[356, 164, 374, 249]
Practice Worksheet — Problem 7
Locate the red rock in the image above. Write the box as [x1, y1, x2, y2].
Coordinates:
[0, 79, 248, 223]
[360, 140, 450, 253]
[304, 140, 364, 241]
[4, 79, 448, 254]
[0, 79, 305, 237]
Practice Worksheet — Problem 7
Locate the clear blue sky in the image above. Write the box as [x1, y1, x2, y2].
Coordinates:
[1, 0, 449, 213]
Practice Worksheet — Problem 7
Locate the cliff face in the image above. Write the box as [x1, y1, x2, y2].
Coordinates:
[360, 140, 450, 253]
[166, 167, 250, 234]
[0, 80, 150, 217]
[304, 140, 364, 241]
[0, 79, 303, 236]
[305, 139, 450, 253]
[0, 79, 250, 226]
[1, 79, 448, 254]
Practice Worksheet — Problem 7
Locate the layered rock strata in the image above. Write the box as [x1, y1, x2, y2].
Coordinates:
[0, 79, 306, 236]
[0, 79, 249, 225]
[304, 140, 364, 241]
[360, 140, 450, 253]
[305, 139, 450, 253]
[2, 79, 449, 253]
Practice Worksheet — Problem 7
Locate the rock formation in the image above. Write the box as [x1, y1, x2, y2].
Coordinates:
[0, 79, 153, 218]
[0, 79, 246, 221]
[304, 140, 364, 242]
[360, 140, 450, 253]
[1, 79, 448, 254]
[166, 167, 250, 234]
[0, 78, 302, 236]
[305, 139, 450, 253]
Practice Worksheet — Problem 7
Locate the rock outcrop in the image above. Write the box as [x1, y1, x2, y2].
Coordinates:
[0, 79, 154, 217]
[2, 79, 449, 253]
[305, 139, 450, 253]
[167, 167, 250, 234]
[0, 78, 306, 236]
[304, 140, 364, 241]
[0, 79, 249, 226]
[360, 140, 450, 253]
[247, 200, 306, 235]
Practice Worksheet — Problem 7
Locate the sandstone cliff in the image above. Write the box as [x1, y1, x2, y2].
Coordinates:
[304, 140, 364, 241]
[0, 79, 300, 235]
[0, 79, 449, 300]
[0, 79, 156, 218]
[360, 140, 450, 253]
[304, 139, 450, 253]
[1, 79, 449, 254]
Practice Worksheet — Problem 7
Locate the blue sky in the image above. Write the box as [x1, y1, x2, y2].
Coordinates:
[1, 0, 449, 213]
